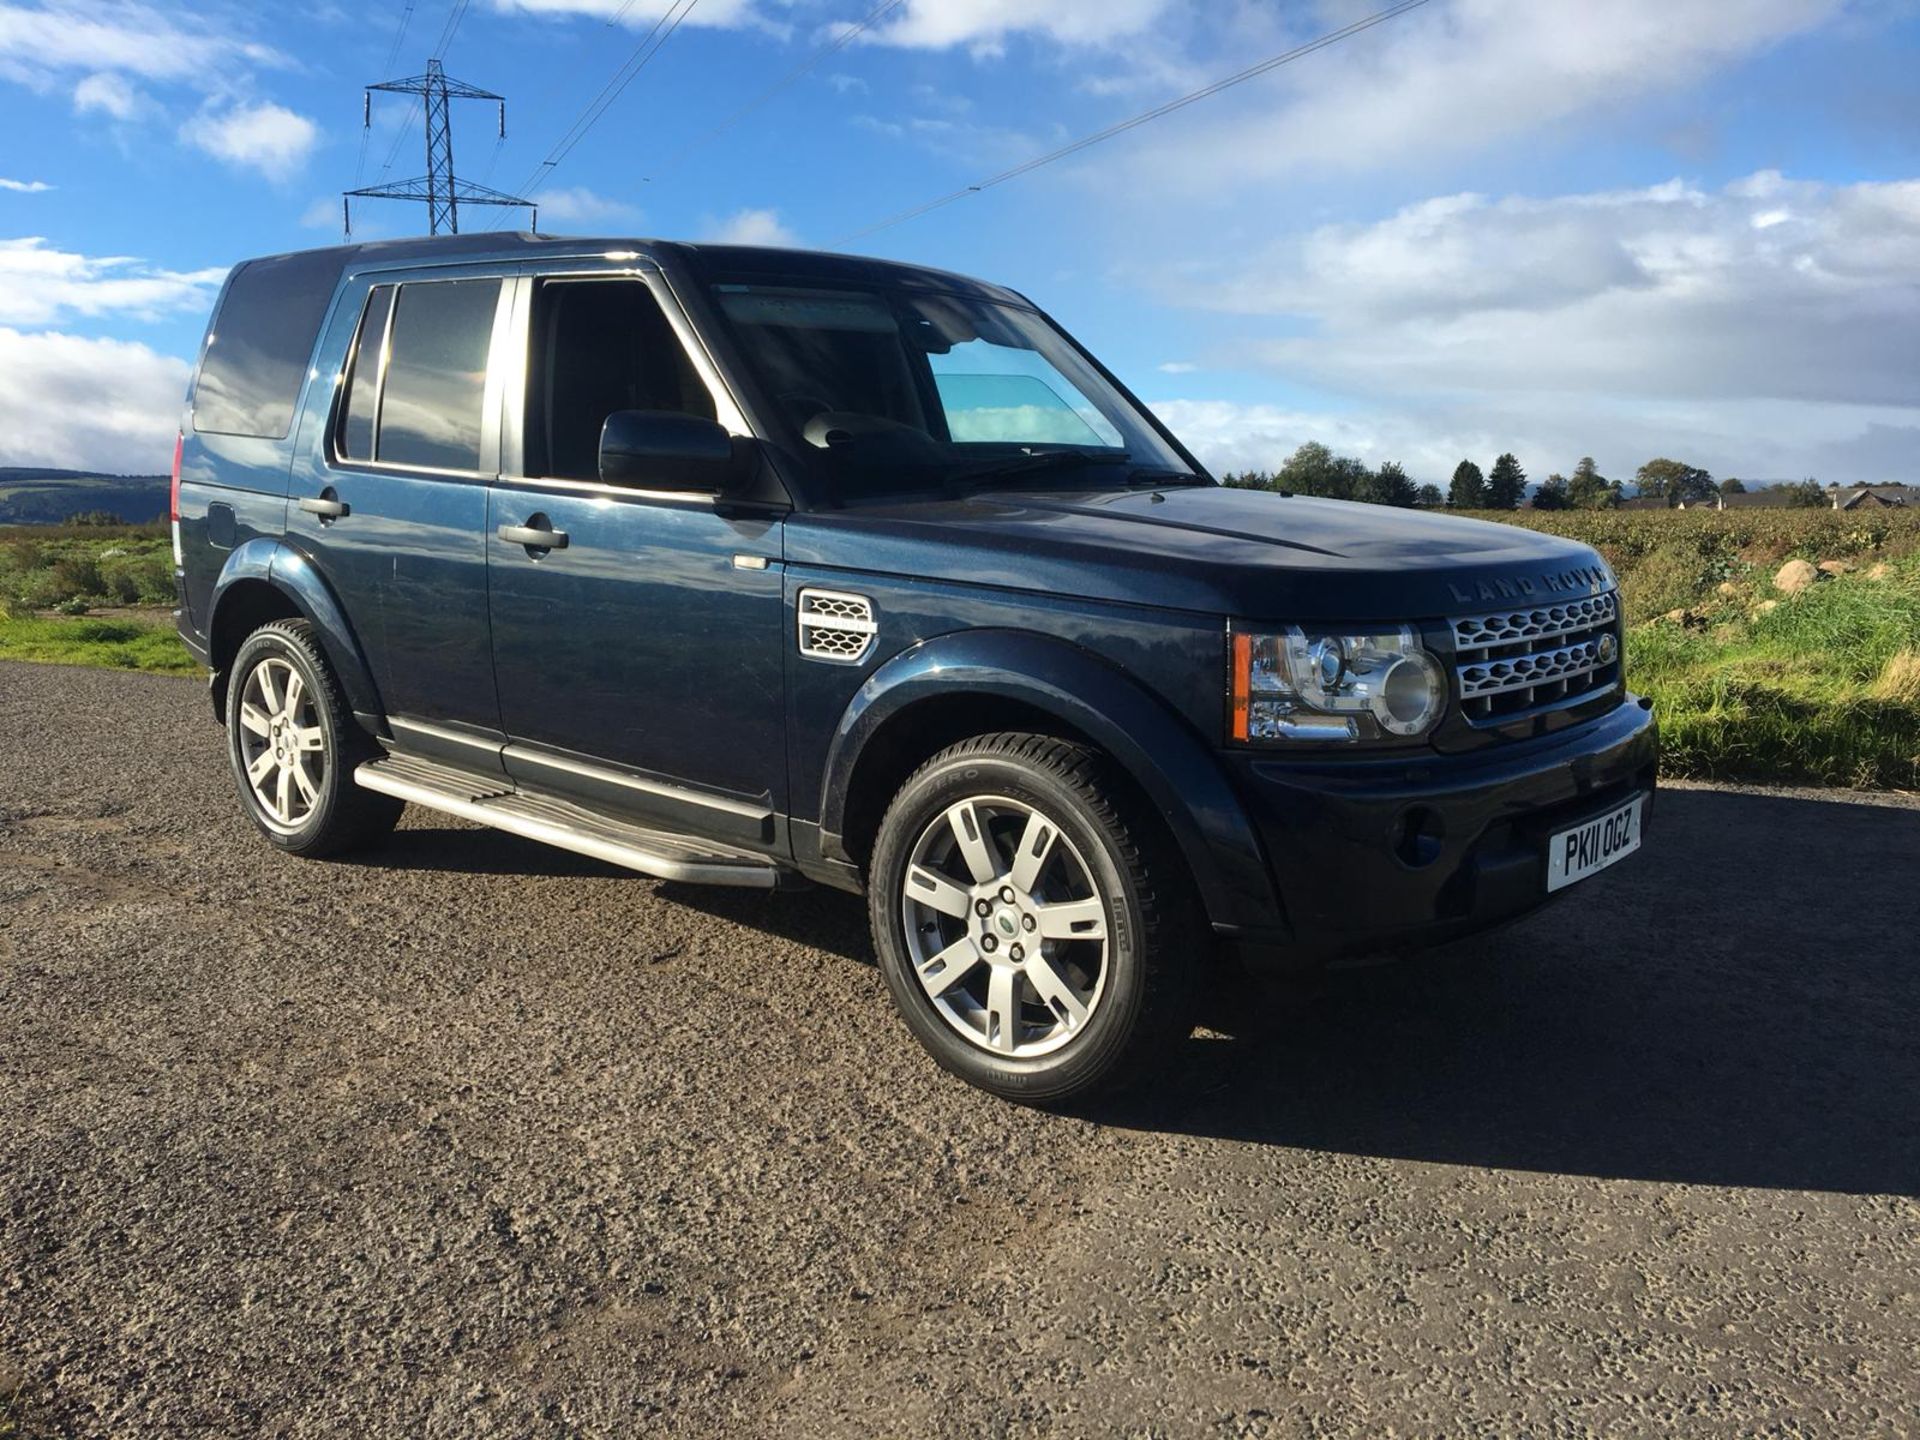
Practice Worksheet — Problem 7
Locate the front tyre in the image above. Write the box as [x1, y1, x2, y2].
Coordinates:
[225, 619, 402, 858]
[868, 733, 1195, 1104]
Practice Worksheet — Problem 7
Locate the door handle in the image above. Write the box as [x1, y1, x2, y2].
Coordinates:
[498, 522, 569, 550]
[298, 495, 349, 519]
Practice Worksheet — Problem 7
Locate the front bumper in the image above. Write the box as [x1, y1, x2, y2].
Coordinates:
[1218, 694, 1658, 969]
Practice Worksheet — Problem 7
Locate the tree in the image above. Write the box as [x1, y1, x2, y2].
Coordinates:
[1415, 483, 1444, 508]
[1484, 452, 1527, 510]
[1448, 459, 1486, 509]
[1360, 460, 1419, 508]
[1781, 477, 1828, 509]
[1719, 476, 1747, 495]
[1532, 473, 1570, 510]
[1635, 457, 1717, 508]
[1222, 470, 1272, 491]
[1566, 457, 1619, 510]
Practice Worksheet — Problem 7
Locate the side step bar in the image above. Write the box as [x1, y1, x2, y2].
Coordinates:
[354, 753, 784, 889]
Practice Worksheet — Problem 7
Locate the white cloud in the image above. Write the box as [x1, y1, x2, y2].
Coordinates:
[1123, 0, 1849, 194]
[1157, 360, 1197, 374]
[0, 1, 284, 87]
[536, 185, 644, 227]
[0, 176, 51, 192]
[0, 237, 224, 326]
[72, 69, 138, 118]
[868, 0, 1175, 51]
[1180, 173, 1920, 411]
[1145, 170, 1920, 486]
[704, 206, 798, 246]
[179, 101, 319, 181]
[489, 0, 765, 29]
[0, 327, 188, 472]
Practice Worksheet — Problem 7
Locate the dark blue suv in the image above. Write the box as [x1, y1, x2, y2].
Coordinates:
[172, 234, 1656, 1101]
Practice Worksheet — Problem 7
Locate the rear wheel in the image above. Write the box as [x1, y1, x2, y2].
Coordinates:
[225, 619, 401, 857]
[868, 733, 1195, 1103]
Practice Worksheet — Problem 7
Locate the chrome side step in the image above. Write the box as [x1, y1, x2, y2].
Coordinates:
[354, 754, 783, 889]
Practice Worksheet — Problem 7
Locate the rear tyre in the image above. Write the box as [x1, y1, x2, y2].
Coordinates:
[868, 732, 1196, 1104]
[225, 619, 402, 858]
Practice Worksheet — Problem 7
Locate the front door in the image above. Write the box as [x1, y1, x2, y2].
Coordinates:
[485, 267, 788, 852]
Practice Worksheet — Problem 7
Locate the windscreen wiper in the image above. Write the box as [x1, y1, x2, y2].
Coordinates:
[949, 450, 1129, 488]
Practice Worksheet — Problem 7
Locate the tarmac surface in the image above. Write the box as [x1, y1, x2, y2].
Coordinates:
[2, 660, 1916, 1437]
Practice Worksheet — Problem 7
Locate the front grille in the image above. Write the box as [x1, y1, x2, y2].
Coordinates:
[1450, 591, 1620, 726]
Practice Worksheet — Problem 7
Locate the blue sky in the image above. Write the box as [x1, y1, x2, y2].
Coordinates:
[1, 0, 1916, 485]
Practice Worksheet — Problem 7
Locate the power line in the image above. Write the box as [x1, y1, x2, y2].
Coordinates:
[431, 0, 471, 60]
[383, 0, 416, 72]
[837, 0, 1434, 244]
[647, 0, 903, 179]
[492, 0, 703, 225]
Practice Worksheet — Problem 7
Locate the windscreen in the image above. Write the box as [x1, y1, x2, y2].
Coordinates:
[709, 283, 1197, 502]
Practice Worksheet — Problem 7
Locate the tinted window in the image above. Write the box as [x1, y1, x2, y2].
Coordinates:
[194, 249, 343, 439]
[376, 279, 500, 472]
[525, 279, 716, 481]
[336, 286, 394, 463]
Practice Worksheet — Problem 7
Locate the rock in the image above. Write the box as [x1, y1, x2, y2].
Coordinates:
[1752, 599, 1780, 618]
[1817, 559, 1854, 576]
[1662, 608, 1689, 624]
[1774, 559, 1819, 594]
[1865, 562, 1893, 581]
[1716, 581, 1740, 598]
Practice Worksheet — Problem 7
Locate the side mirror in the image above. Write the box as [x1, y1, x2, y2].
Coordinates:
[599, 410, 740, 493]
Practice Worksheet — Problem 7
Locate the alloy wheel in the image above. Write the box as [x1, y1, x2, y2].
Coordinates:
[900, 795, 1110, 1058]
[236, 655, 326, 832]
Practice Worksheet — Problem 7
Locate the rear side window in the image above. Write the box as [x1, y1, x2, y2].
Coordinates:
[193, 250, 342, 439]
[336, 286, 394, 463]
[333, 278, 501, 473]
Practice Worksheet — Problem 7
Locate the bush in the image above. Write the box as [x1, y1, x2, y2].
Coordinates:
[99, 551, 175, 605]
[46, 555, 103, 602]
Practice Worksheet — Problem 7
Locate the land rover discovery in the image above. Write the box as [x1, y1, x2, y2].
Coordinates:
[171, 234, 1656, 1102]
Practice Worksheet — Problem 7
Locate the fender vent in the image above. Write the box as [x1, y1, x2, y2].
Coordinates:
[797, 588, 877, 664]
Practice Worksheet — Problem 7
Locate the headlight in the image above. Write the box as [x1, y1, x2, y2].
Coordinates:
[1230, 624, 1446, 744]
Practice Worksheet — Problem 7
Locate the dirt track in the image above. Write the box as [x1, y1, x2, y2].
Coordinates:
[2, 660, 1916, 1437]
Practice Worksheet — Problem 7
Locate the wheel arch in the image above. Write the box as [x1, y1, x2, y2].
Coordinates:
[207, 539, 385, 734]
[820, 629, 1284, 936]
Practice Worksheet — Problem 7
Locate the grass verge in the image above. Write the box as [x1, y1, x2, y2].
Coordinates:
[0, 609, 199, 675]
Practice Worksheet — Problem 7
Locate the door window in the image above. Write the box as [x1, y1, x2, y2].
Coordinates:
[525, 279, 716, 482]
[367, 278, 501, 473]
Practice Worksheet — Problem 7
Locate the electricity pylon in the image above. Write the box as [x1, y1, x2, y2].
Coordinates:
[344, 59, 536, 238]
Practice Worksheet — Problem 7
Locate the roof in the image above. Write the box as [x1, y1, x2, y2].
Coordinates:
[231, 232, 1028, 306]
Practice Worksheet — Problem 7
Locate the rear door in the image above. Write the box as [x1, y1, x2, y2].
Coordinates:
[484, 262, 789, 851]
[286, 264, 514, 770]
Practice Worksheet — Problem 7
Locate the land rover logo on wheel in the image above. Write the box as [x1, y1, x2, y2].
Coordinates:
[995, 911, 1019, 937]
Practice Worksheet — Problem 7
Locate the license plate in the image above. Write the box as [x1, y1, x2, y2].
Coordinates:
[1546, 794, 1644, 892]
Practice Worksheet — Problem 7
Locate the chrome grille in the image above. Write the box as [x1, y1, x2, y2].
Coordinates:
[1451, 591, 1620, 726]
[797, 588, 877, 664]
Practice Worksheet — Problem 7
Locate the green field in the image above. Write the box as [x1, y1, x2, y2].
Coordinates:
[5, 510, 1918, 789]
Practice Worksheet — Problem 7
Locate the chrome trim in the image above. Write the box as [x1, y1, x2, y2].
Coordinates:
[1453, 593, 1618, 650]
[1449, 588, 1622, 725]
[1459, 635, 1610, 699]
[797, 588, 877, 664]
[389, 714, 503, 755]
[502, 743, 773, 824]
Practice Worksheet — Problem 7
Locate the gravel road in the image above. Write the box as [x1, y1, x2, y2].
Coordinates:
[2, 660, 1917, 1438]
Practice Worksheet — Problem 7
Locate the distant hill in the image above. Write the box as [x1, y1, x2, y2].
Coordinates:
[0, 469, 170, 525]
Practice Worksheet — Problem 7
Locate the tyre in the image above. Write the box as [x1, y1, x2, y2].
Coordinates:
[868, 732, 1195, 1103]
[225, 619, 402, 857]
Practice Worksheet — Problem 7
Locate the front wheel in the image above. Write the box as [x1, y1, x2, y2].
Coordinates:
[868, 733, 1195, 1104]
[225, 619, 402, 858]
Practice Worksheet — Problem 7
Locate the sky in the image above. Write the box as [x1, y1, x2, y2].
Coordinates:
[0, 0, 1916, 486]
